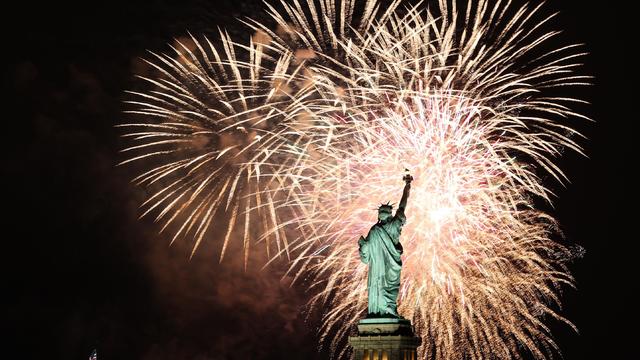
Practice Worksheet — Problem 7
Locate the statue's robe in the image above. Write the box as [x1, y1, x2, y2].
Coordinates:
[358, 210, 405, 317]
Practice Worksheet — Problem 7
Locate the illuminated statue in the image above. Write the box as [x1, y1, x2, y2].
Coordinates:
[358, 171, 413, 318]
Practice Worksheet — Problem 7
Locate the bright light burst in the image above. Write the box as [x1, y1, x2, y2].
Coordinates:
[119, 0, 589, 358]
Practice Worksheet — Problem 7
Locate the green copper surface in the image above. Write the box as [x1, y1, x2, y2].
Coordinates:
[358, 172, 412, 318]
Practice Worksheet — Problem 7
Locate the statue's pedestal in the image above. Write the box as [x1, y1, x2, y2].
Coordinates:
[348, 318, 421, 360]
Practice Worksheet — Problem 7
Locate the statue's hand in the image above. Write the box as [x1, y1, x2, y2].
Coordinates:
[402, 172, 413, 184]
[358, 236, 367, 246]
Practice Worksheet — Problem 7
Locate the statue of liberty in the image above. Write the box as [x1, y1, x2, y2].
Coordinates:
[358, 170, 412, 318]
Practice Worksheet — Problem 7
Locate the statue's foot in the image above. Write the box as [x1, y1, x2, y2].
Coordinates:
[366, 309, 407, 320]
[392, 313, 406, 320]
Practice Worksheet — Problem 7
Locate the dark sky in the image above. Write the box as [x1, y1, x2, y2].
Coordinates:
[3, 0, 632, 359]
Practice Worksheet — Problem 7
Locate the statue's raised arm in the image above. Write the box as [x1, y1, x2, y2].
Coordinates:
[397, 169, 413, 215]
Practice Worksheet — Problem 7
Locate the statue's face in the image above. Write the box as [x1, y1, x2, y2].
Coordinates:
[378, 211, 392, 222]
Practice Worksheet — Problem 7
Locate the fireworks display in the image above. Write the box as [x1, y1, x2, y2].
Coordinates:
[120, 0, 589, 358]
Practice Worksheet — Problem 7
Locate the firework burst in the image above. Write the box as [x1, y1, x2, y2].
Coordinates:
[120, 0, 589, 358]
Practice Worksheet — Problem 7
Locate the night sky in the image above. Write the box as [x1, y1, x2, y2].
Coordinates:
[3, 0, 632, 359]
